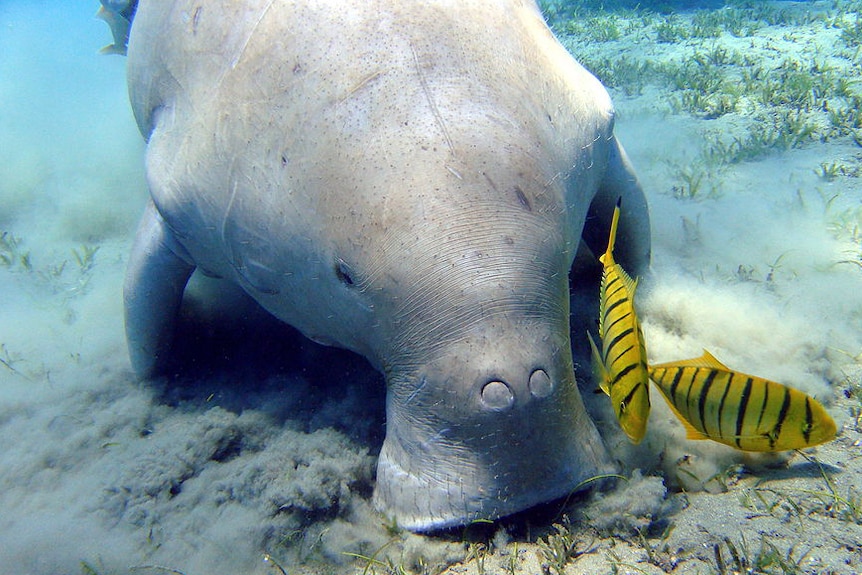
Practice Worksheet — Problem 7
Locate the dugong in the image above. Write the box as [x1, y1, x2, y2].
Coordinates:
[123, 0, 651, 531]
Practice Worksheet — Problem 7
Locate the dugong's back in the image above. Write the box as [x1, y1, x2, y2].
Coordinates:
[126, 0, 620, 355]
[128, 0, 611, 137]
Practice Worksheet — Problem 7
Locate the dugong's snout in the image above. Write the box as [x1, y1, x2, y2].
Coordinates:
[372, 325, 614, 531]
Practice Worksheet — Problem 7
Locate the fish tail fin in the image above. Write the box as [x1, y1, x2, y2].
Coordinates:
[99, 44, 127, 55]
[600, 197, 622, 266]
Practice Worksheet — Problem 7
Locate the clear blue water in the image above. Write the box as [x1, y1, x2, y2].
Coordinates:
[1, 1, 861, 574]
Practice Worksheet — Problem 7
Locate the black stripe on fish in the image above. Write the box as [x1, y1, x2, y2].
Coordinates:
[606, 288, 628, 308]
[604, 282, 627, 308]
[685, 368, 701, 414]
[755, 381, 769, 432]
[602, 296, 628, 327]
[716, 372, 734, 441]
[803, 396, 813, 444]
[736, 377, 754, 448]
[769, 386, 792, 450]
[621, 381, 646, 413]
[605, 274, 622, 292]
[606, 310, 633, 334]
[697, 369, 719, 436]
[669, 368, 684, 403]
[611, 344, 635, 365]
[611, 362, 639, 387]
[605, 328, 634, 363]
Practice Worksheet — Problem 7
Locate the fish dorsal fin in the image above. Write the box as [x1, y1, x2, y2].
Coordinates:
[698, 349, 730, 369]
[597, 266, 639, 336]
[599, 198, 621, 267]
[652, 384, 709, 440]
[587, 331, 610, 396]
[650, 349, 730, 371]
[617, 264, 639, 296]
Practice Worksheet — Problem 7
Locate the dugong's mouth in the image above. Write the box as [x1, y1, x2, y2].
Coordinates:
[371, 355, 614, 531]
[373, 429, 609, 531]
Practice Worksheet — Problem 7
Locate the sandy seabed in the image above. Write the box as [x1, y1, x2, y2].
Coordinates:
[1, 1, 861, 574]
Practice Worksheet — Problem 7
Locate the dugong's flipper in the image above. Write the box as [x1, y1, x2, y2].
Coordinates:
[584, 137, 651, 276]
[124, 200, 194, 377]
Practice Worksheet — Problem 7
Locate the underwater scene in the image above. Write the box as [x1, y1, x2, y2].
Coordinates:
[1, 0, 861, 573]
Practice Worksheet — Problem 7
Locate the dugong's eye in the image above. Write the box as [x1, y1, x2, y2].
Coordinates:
[335, 258, 355, 287]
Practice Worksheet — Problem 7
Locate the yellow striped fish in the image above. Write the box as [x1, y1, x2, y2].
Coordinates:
[587, 198, 650, 444]
[649, 350, 837, 452]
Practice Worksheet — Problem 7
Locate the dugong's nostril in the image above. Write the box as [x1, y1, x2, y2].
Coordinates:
[528, 369, 552, 398]
[481, 380, 514, 411]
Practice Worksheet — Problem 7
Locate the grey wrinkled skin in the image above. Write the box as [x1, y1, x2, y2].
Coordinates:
[123, 0, 651, 531]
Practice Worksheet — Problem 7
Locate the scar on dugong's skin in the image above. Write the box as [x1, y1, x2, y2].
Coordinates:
[122, 0, 651, 531]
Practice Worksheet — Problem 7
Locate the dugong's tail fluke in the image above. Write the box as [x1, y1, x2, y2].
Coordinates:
[96, 0, 139, 56]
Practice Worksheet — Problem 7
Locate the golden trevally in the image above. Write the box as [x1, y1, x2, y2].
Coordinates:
[649, 350, 836, 452]
[588, 198, 650, 444]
